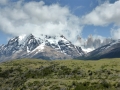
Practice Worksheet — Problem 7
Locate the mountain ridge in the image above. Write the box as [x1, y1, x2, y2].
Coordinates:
[1, 34, 120, 62]
[77, 39, 120, 60]
[0, 34, 84, 62]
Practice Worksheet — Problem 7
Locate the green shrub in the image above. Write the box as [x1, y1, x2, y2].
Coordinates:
[75, 83, 89, 90]
[100, 79, 111, 88]
[116, 82, 120, 88]
[0, 67, 2, 72]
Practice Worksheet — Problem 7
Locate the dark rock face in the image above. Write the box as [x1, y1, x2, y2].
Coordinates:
[0, 34, 84, 62]
[78, 40, 120, 60]
[78, 35, 113, 50]
[0, 37, 20, 56]
[24, 34, 39, 51]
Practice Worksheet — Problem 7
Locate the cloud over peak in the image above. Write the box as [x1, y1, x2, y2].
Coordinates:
[0, 0, 82, 43]
[1, 0, 120, 44]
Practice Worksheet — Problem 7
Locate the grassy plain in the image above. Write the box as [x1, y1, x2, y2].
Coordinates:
[0, 58, 120, 90]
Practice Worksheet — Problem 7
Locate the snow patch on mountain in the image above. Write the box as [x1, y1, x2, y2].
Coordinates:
[30, 43, 45, 55]
[18, 34, 27, 44]
[82, 48, 94, 53]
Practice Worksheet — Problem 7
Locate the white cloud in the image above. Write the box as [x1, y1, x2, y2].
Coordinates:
[0, 0, 8, 5]
[0, 0, 82, 43]
[82, 0, 120, 26]
[81, 0, 120, 40]
[111, 28, 120, 39]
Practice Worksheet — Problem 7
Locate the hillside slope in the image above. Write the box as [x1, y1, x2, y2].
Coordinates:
[0, 58, 120, 90]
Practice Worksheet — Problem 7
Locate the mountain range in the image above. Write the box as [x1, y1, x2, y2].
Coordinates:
[78, 39, 120, 60]
[0, 34, 84, 62]
[0, 34, 120, 62]
[77, 35, 114, 52]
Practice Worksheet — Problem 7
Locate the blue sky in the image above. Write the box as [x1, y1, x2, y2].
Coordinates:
[0, 0, 120, 44]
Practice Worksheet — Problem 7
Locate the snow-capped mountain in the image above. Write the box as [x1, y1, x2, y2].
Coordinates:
[0, 34, 84, 62]
[78, 39, 120, 60]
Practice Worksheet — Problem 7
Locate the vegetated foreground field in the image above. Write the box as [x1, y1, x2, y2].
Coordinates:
[0, 58, 120, 90]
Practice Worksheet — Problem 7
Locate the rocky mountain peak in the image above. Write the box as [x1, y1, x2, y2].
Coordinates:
[7, 37, 19, 46]
[0, 34, 85, 62]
